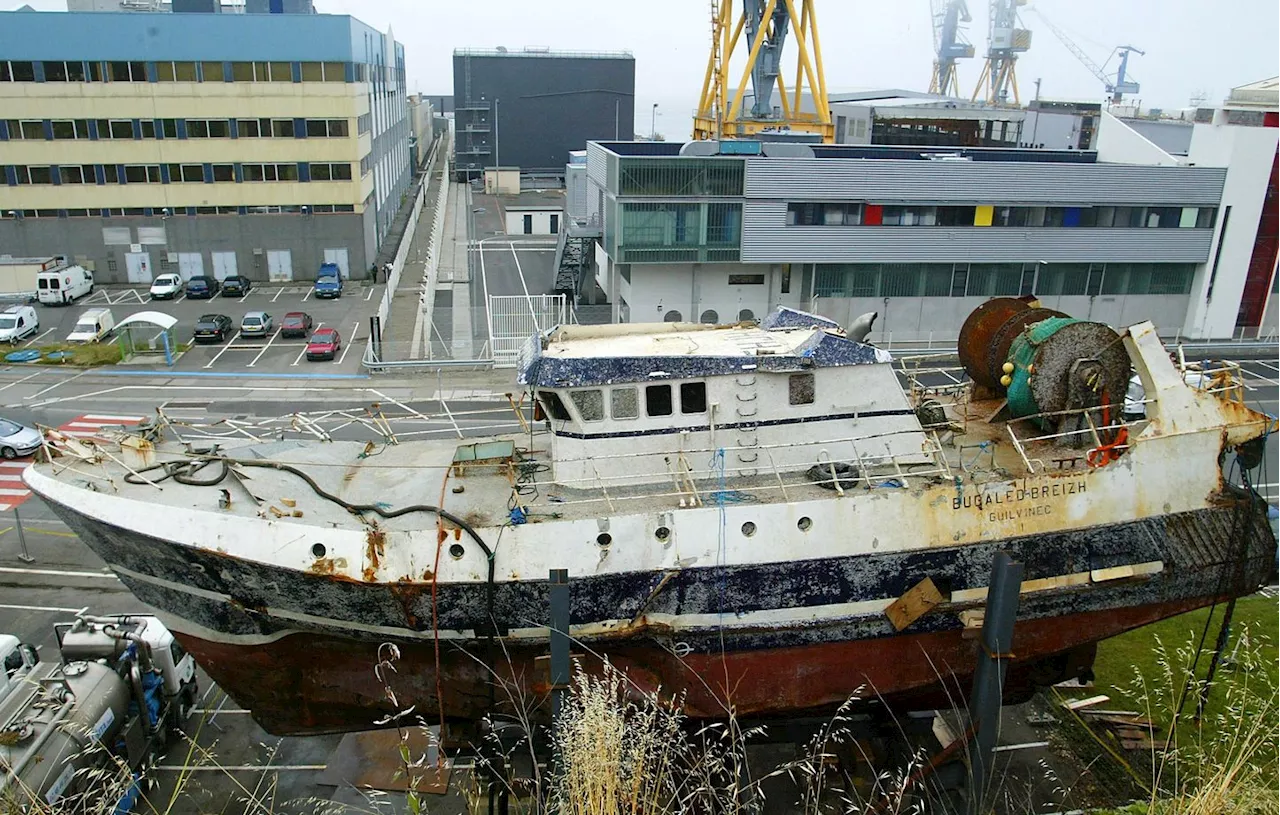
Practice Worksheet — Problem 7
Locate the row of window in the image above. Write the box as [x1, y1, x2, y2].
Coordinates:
[786, 202, 1219, 230]
[8, 162, 356, 185]
[2, 118, 351, 141]
[813, 262, 1197, 299]
[0, 60, 357, 84]
[3, 204, 357, 219]
[540, 375, 817, 425]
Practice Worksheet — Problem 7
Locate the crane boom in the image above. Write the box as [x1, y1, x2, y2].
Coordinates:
[1025, 8, 1144, 104]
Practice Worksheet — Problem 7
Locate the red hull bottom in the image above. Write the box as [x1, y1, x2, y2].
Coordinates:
[180, 595, 1221, 736]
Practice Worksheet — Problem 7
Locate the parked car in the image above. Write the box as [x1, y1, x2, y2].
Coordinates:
[240, 311, 273, 339]
[0, 305, 38, 344]
[193, 314, 233, 343]
[186, 276, 220, 300]
[149, 274, 184, 300]
[222, 276, 252, 297]
[0, 416, 41, 460]
[280, 311, 313, 339]
[313, 264, 343, 299]
[305, 327, 341, 360]
[66, 308, 115, 343]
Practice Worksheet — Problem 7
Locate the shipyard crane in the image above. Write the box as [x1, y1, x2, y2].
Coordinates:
[694, 0, 833, 143]
[928, 0, 975, 97]
[1025, 7, 1143, 104]
[971, 0, 1032, 105]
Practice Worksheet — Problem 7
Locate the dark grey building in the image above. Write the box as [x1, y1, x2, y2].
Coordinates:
[453, 48, 635, 180]
[245, 0, 316, 13]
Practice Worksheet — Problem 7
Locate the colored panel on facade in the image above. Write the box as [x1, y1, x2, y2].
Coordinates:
[974, 205, 994, 226]
[1063, 207, 1081, 227]
[863, 204, 883, 226]
[1179, 207, 1198, 228]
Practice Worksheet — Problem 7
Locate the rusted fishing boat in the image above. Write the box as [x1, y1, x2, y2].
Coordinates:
[24, 303, 1276, 735]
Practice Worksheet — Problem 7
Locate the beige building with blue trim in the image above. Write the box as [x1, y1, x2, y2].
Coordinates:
[0, 10, 411, 283]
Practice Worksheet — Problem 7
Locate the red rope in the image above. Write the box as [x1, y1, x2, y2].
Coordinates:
[1087, 391, 1129, 468]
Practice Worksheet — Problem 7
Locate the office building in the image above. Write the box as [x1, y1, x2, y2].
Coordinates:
[453, 48, 635, 180]
[0, 10, 411, 283]
[582, 95, 1273, 340]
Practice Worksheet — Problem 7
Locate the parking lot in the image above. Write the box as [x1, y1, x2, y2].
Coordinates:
[6, 280, 381, 374]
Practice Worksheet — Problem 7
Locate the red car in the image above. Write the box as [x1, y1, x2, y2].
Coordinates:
[280, 311, 314, 339]
[305, 327, 341, 361]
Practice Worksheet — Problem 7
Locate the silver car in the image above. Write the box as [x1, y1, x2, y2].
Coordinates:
[240, 311, 273, 339]
[0, 417, 42, 460]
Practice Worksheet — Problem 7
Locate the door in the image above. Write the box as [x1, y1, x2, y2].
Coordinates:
[266, 250, 293, 282]
[549, 214, 559, 234]
[176, 253, 204, 281]
[322, 248, 350, 279]
[211, 252, 238, 281]
[125, 252, 152, 284]
[523, 214, 532, 235]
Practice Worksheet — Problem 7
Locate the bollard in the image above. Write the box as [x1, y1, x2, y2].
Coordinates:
[15, 506, 33, 563]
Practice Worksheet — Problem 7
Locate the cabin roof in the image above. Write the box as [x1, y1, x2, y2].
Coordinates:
[518, 308, 890, 388]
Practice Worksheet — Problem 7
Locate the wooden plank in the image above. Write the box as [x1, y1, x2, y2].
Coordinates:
[885, 577, 945, 632]
[1079, 709, 1141, 717]
[1062, 695, 1110, 711]
[1121, 738, 1158, 751]
[1089, 715, 1157, 729]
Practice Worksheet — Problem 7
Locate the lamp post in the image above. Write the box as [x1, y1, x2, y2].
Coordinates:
[651, 103, 659, 139]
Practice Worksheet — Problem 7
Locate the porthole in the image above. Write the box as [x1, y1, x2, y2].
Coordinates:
[797, 517, 812, 532]
[596, 532, 613, 547]
[311, 543, 327, 558]
[449, 543, 465, 560]
[654, 526, 671, 542]
[741, 521, 757, 537]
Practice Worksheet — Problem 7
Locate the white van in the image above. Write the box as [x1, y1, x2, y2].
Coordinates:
[66, 308, 114, 344]
[0, 306, 38, 344]
[36, 265, 94, 306]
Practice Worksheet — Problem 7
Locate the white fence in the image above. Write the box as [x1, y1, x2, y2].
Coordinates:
[491, 294, 568, 367]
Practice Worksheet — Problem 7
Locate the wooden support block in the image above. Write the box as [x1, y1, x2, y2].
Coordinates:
[885, 577, 945, 631]
[1063, 695, 1110, 711]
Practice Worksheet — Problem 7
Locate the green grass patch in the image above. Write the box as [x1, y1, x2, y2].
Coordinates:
[33, 341, 123, 367]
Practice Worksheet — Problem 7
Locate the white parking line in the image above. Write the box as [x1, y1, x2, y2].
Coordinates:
[0, 370, 44, 393]
[247, 327, 281, 368]
[21, 328, 55, 348]
[364, 287, 374, 301]
[334, 322, 358, 365]
[203, 338, 242, 369]
[1256, 360, 1280, 374]
[177, 293, 188, 302]
[509, 244, 536, 323]
[301, 288, 312, 302]
[271, 287, 284, 302]
[292, 321, 320, 366]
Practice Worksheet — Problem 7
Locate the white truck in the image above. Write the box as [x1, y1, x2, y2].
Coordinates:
[0, 256, 60, 303]
[0, 615, 197, 811]
[36, 264, 94, 306]
[66, 307, 115, 344]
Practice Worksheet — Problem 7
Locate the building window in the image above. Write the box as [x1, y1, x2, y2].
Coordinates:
[166, 163, 204, 183]
[14, 166, 53, 185]
[569, 390, 604, 422]
[102, 165, 120, 183]
[357, 113, 371, 134]
[199, 62, 224, 82]
[680, 382, 707, 414]
[242, 163, 299, 182]
[699, 309, 719, 324]
[786, 202, 863, 226]
[156, 62, 198, 82]
[6, 62, 36, 82]
[6, 120, 45, 140]
[618, 158, 744, 196]
[537, 391, 570, 421]
[123, 165, 162, 184]
[139, 120, 156, 139]
[59, 165, 95, 184]
[610, 387, 639, 420]
[210, 164, 234, 182]
[645, 384, 673, 417]
[270, 119, 295, 138]
[107, 61, 146, 82]
[306, 119, 349, 137]
[187, 119, 230, 138]
[160, 119, 178, 139]
[310, 163, 353, 181]
[42, 61, 70, 81]
[299, 61, 347, 82]
[789, 373, 815, 406]
[1196, 207, 1218, 229]
[727, 274, 765, 285]
[739, 308, 755, 321]
[93, 119, 135, 140]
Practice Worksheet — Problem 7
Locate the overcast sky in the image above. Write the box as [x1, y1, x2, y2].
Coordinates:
[11, 0, 1279, 139]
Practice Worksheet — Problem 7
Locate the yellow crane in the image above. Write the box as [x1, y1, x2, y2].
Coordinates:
[694, 0, 833, 143]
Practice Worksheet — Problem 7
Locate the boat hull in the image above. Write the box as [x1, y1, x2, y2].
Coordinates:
[43, 495, 1277, 736]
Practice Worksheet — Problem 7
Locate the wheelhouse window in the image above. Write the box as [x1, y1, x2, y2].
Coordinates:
[680, 382, 707, 414]
[537, 391, 570, 422]
[789, 373, 815, 406]
[569, 390, 604, 422]
[610, 387, 639, 420]
[645, 384, 673, 417]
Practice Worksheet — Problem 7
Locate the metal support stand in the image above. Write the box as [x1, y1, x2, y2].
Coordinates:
[967, 551, 1024, 815]
[14, 507, 33, 563]
[370, 315, 382, 362]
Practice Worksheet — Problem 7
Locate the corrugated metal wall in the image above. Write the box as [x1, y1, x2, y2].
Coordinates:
[744, 158, 1226, 204]
[742, 202, 1216, 263]
[586, 143, 609, 188]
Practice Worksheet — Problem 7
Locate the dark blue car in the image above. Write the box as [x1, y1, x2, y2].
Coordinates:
[187, 276, 220, 299]
[313, 263, 343, 299]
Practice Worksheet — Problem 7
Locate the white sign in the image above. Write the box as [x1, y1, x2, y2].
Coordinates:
[130, 243, 142, 253]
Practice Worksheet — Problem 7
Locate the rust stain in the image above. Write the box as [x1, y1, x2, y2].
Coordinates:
[308, 557, 346, 576]
[363, 527, 386, 582]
